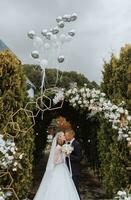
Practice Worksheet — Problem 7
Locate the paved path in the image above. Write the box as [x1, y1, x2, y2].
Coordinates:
[29, 153, 110, 200]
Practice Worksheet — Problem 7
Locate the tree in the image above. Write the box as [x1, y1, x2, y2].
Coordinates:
[0, 50, 35, 199]
[23, 65, 99, 96]
[98, 45, 131, 196]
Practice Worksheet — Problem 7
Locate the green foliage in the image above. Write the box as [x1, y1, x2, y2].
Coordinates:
[23, 64, 99, 96]
[101, 44, 131, 110]
[0, 50, 35, 199]
[97, 118, 129, 196]
[98, 45, 131, 196]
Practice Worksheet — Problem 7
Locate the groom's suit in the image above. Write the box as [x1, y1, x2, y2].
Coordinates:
[66, 139, 82, 196]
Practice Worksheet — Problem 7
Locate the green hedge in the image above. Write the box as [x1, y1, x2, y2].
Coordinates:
[0, 50, 35, 199]
[98, 44, 131, 196]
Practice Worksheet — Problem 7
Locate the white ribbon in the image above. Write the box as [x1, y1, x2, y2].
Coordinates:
[41, 69, 45, 95]
[40, 69, 45, 120]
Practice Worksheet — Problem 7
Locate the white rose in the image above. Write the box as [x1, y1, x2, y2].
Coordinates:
[75, 95, 79, 101]
[12, 168, 17, 171]
[73, 103, 76, 107]
[90, 99, 94, 104]
[14, 162, 18, 166]
[11, 142, 15, 147]
[118, 107, 124, 114]
[80, 88, 85, 93]
[86, 93, 90, 98]
[83, 93, 86, 98]
[101, 93, 106, 97]
[127, 116, 131, 121]
[8, 156, 14, 160]
[19, 153, 24, 159]
[83, 100, 87, 104]
[78, 101, 82, 105]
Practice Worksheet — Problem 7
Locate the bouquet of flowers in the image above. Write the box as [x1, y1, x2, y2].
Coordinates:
[62, 143, 74, 155]
[115, 190, 131, 200]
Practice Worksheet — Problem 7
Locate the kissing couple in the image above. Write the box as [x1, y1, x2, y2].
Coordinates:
[33, 129, 82, 200]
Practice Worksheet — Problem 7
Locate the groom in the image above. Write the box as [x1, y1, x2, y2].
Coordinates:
[65, 129, 82, 197]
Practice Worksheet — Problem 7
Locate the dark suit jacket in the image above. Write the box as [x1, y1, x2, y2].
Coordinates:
[66, 139, 82, 176]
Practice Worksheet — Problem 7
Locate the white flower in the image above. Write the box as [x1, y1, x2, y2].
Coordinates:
[100, 98, 104, 103]
[19, 153, 24, 159]
[126, 137, 131, 141]
[91, 93, 97, 98]
[83, 100, 87, 105]
[124, 109, 129, 115]
[80, 88, 85, 93]
[78, 101, 82, 105]
[98, 107, 103, 112]
[11, 142, 15, 147]
[83, 93, 86, 98]
[66, 89, 72, 96]
[118, 107, 124, 114]
[86, 92, 90, 98]
[90, 99, 94, 104]
[73, 103, 76, 107]
[112, 105, 118, 110]
[117, 190, 126, 197]
[122, 134, 128, 138]
[101, 93, 106, 97]
[75, 95, 79, 101]
[127, 116, 131, 121]
[95, 90, 100, 94]
[13, 162, 18, 166]
[62, 144, 74, 155]
[0, 197, 5, 200]
[12, 168, 17, 171]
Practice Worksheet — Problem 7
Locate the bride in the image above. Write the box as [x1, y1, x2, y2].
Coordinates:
[33, 131, 80, 200]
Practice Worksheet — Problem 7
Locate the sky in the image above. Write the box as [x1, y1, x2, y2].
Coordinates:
[0, 0, 131, 83]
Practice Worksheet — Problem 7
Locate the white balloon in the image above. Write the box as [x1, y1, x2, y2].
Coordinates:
[51, 34, 57, 42]
[31, 50, 39, 59]
[56, 16, 62, 23]
[66, 35, 72, 42]
[52, 26, 59, 34]
[40, 59, 48, 69]
[46, 32, 52, 40]
[41, 29, 48, 37]
[27, 30, 36, 39]
[58, 55, 64, 63]
[71, 13, 77, 21]
[66, 14, 71, 22]
[58, 21, 64, 28]
[68, 29, 76, 37]
[33, 36, 43, 48]
[44, 43, 50, 49]
[62, 14, 68, 22]
[59, 34, 66, 43]
[50, 28, 53, 33]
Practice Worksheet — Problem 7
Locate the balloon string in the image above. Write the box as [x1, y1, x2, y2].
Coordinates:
[41, 68, 45, 94]
[55, 68, 59, 86]
[41, 68, 45, 120]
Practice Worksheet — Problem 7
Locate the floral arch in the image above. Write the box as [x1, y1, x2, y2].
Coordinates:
[53, 85, 131, 141]
[0, 85, 131, 199]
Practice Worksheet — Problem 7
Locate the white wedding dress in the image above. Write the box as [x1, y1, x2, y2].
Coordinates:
[33, 133, 80, 200]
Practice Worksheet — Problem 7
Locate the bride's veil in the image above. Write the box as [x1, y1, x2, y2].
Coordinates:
[33, 133, 60, 200]
[46, 133, 58, 172]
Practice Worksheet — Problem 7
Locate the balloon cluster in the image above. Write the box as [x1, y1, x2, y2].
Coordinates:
[27, 13, 78, 90]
